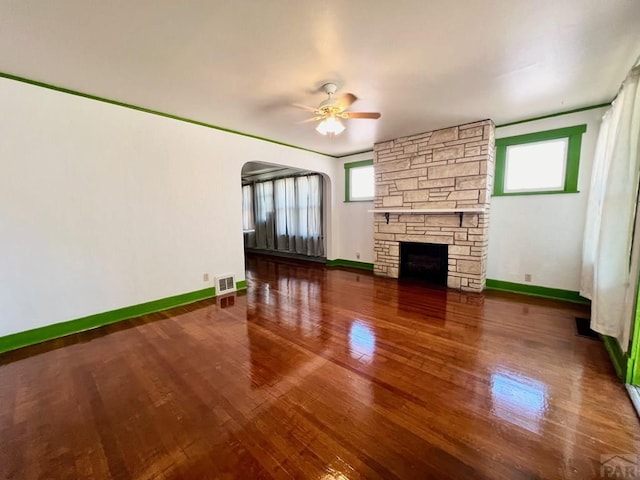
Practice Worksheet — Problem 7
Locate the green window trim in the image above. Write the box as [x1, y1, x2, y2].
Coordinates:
[344, 159, 374, 202]
[493, 124, 587, 197]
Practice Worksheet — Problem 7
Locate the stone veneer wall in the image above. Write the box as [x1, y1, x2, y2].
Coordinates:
[373, 120, 495, 292]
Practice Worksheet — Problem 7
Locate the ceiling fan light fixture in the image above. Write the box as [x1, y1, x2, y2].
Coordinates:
[316, 116, 345, 136]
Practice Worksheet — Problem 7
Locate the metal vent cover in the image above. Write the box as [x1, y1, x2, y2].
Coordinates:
[215, 274, 236, 295]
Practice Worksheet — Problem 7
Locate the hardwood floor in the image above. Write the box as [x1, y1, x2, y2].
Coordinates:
[1, 254, 638, 479]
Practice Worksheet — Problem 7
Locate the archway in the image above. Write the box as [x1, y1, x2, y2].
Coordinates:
[240, 161, 332, 263]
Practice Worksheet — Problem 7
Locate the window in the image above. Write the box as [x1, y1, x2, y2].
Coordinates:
[493, 124, 587, 196]
[345, 160, 374, 202]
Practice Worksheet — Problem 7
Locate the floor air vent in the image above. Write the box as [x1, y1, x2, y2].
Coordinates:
[215, 274, 236, 295]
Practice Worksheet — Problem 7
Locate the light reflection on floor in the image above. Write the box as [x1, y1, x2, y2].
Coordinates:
[490, 369, 549, 434]
[349, 320, 376, 364]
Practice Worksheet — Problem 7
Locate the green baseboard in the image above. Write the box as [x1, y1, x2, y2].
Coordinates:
[326, 259, 374, 271]
[602, 335, 628, 382]
[485, 279, 590, 304]
[0, 280, 247, 355]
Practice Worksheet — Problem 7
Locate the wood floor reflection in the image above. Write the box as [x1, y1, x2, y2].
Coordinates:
[1, 253, 638, 479]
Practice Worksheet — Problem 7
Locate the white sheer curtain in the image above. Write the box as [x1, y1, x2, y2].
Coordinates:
[306, 175, 323, 256]
[245, 174, 324, 257]
[242, 184, 256, 248]
[580, 65, 640, 349]
[242, 185, 255, 231]
[296, 176, 310, 253]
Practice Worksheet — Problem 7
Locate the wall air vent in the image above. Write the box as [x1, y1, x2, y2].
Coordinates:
[215, 274, 236, 296]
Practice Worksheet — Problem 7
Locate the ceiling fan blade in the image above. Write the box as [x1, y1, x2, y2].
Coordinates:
[336, 93, 357, 110]
[344, 112, 381, 119]
[298, 116, 323, 124]
[292, 103, 319, 113]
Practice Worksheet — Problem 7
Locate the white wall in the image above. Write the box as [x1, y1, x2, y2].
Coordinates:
[334, 152, 375, 263]
[487, 107, 608, 291]
[0, 78, 340, 337]
[0, 77, 607, 339]
[333, 108, 608, 293]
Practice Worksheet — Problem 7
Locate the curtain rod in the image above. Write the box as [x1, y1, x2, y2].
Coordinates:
[242, 172, 321, 186]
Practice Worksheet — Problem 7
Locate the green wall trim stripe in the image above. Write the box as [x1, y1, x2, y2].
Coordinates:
[495, 103, 611, 128]
[0, 72, 334, 158]
[603, 335, 628, 382]
[236, 280, 248, 291]
[2, 72, 610, 161]
[326, 259, 374, 271]
[0, 287, 218, 355]
[485, 279, 590, 304]
[335, 149, 374, 158]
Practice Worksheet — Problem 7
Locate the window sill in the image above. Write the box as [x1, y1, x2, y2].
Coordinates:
[344, 199, 374, 203]
[492, 190, 580, 197]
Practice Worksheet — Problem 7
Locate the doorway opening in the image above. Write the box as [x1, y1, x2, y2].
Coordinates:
[241, 161, 328, 262]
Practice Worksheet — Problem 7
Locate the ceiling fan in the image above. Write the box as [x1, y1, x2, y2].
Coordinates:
[296, 83, 381, 136]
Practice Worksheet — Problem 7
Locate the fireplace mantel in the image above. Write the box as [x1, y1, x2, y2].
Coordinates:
[368, 207, 486, 226]
[367, 208, 485, 214]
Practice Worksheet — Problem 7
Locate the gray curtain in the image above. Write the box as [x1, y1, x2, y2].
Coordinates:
[243, 174, 324, 257]
[253, 181, 275, 249]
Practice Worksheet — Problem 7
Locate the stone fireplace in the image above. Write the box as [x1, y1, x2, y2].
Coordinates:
[373, 120, 495, 292]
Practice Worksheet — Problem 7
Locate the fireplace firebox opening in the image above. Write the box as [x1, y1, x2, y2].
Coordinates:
[400, 242, 448, 286]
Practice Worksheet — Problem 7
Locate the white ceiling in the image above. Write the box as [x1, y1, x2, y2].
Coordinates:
[1, 0, 639, 156]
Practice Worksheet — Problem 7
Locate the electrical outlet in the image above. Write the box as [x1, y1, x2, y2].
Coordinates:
[203, 273, 209, 282]
[524, 273, 532, 282]
[356, 252, 360, 259]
